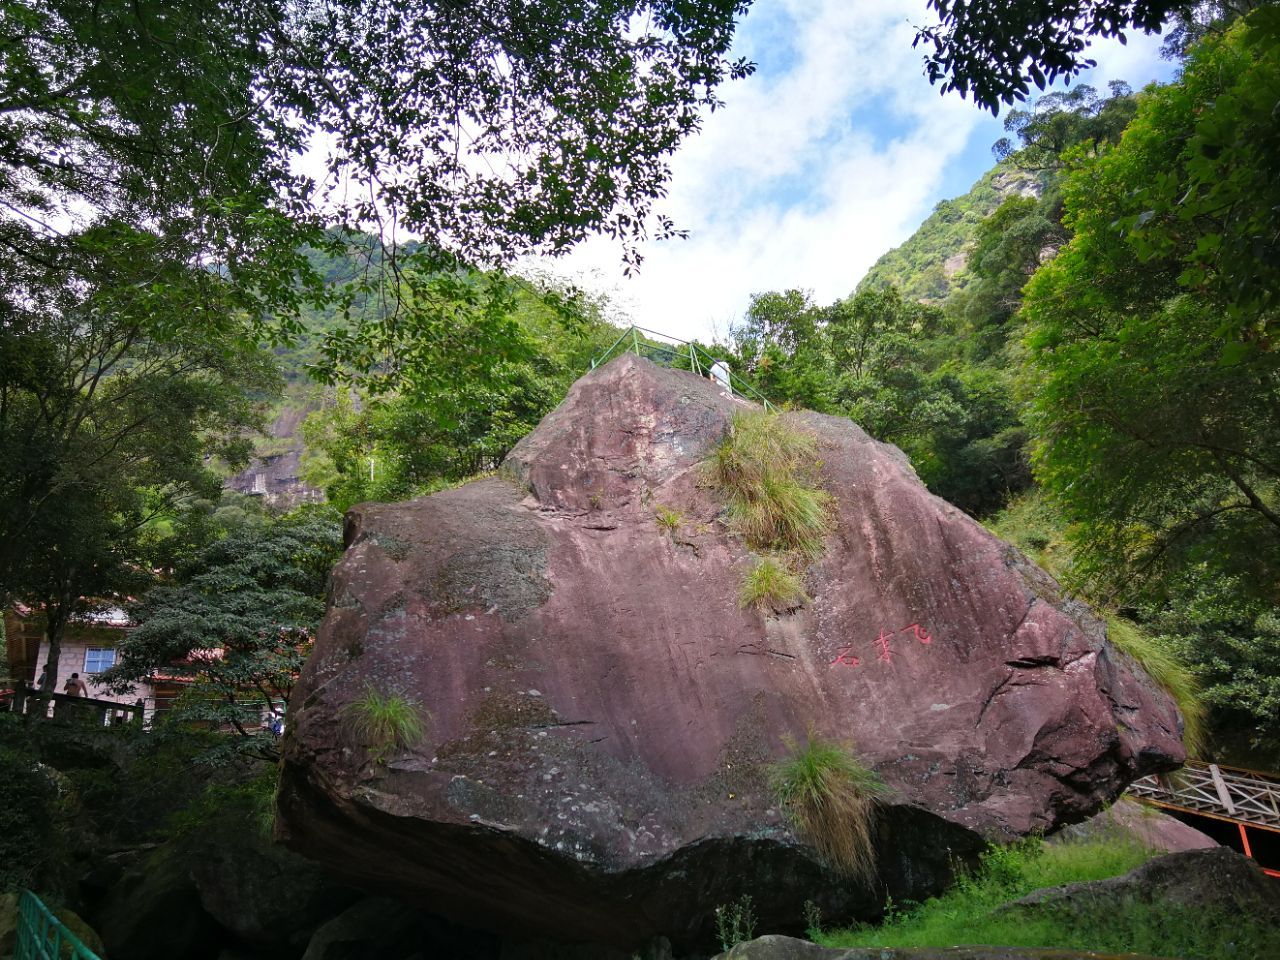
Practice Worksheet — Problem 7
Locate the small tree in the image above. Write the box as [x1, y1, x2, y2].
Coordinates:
[103, 513, 342, 762]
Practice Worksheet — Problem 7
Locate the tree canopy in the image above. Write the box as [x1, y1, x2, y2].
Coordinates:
[1020, 11, 1279, 600]
[915, 0, 1180, 110]
[0, 0, 755, 670]
[1, 0, 755, 338]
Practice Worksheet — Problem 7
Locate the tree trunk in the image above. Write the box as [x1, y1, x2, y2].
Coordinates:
[40, 600, 68, 692]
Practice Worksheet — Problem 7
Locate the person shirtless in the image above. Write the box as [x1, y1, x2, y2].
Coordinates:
[63, 673, 89, 697]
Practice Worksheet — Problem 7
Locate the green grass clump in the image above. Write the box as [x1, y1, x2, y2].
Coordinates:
[704, 411, 831, 557]
[1105, 614, 1206, 757]
[341, 684, 425, 763]
[770, 733, 886, 886]
[740, 555, 808, 612]
[818, 835, 1268, 960]
[654, 505, 683, 533]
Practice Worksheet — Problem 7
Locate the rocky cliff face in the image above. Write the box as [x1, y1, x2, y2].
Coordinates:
[277, 354, 1184, 951]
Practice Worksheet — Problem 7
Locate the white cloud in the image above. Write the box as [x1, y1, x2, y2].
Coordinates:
[537, 0, 1176, 344]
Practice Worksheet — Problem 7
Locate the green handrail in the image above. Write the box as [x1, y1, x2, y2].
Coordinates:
[589, 324, 774, 411]
[15, 890, 103, 960]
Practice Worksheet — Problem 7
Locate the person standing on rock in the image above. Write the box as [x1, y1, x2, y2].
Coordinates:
[709, 359, 732, 395]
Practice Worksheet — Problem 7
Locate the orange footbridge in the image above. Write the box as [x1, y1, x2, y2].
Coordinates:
[1128, 759, 1280, 877]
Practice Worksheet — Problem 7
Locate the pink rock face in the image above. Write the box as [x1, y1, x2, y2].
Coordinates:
[278, 354, 1184, 950]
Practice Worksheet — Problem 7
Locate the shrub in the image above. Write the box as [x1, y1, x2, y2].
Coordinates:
[740, 555, 807, 612]
[0, 743, 57, 892]
[770, 733, 886, 886]
[705, 411, 831, 556]
[1105, 615, 1206, 757]
[341, 685, 425, 763]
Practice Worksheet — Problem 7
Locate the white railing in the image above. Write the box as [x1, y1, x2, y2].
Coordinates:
[1129, 760, 1280, 830]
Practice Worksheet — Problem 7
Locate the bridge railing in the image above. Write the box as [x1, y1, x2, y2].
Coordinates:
[1129, 759, 1280, 830]
[15, 890, 103, 960]
[6, 681, 144, 727]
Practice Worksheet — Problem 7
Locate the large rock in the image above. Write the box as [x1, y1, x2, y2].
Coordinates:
[1001, 846, 1280, 926]
[0, 892, 17, 957]
[188, 822, 354, 954]
[278, 355, 1184, 951]
[96, 847, 222, 960]
[1050, 797, 1216, 854]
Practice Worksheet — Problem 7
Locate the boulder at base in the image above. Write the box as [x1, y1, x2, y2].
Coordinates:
[1001, 846, 1280, 927]
[714, 937, 1166, 960]
[278, 354, 1184, 951]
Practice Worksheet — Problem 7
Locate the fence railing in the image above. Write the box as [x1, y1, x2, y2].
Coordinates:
[15, 890, 103, 960]
[590, 325, 774, 412]
[6, 681, 144, 727]
[1128, 760, 1280, 831]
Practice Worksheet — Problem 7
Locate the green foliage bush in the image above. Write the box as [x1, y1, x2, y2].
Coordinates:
[165, 766, 277, 843]
[342, 685, 426, 763]
[819, 834, 1269, 959]
[770, 733, 886, 886]
[739, 555, 807, 613]
[0, 738, 58, 892]
[705, 412, 831, 556]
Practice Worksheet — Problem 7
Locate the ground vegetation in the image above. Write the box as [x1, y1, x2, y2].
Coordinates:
[819, 834, 1271, 958]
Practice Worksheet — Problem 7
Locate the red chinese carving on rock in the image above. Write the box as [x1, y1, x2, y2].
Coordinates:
[830, 648, 861, 667]
[828, 621, 937, 669]
[899, 623, 932, 644]
[873, 628, 894, 663]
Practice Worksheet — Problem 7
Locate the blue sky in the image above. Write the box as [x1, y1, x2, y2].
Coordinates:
[542, 0, 1180, 342]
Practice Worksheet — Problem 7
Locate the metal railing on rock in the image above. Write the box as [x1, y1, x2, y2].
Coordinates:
[15, 890, 103, 960]
[590, 325, 774, 412]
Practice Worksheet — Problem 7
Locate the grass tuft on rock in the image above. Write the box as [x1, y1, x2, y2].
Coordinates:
[740, 555, 808, 612]
[654, 505, 683, 533]
[342, 684, 425, 763]
[705, 411, 831, 557]
[1104, 614, 1206, 757]
[770, 732, 885, 886]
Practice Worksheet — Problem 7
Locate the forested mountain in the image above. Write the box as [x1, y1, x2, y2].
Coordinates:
[221, 239, 629, 512]
[856, 166, 1045, 303]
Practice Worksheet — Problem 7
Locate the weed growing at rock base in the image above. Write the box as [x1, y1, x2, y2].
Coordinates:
[704, 411, 831, 556]
[770, 732, 885, 886]
[714, 893, 757, 952]
[802, 899, 823, 940]
[341, 684, 425, 763]
[739, 555, 808, 612]
[1104, 614, 1206, 756]
[817, 835, 1270, 959]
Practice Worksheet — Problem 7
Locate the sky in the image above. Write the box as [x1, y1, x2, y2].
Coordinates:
[534, 0, 1180, 344]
